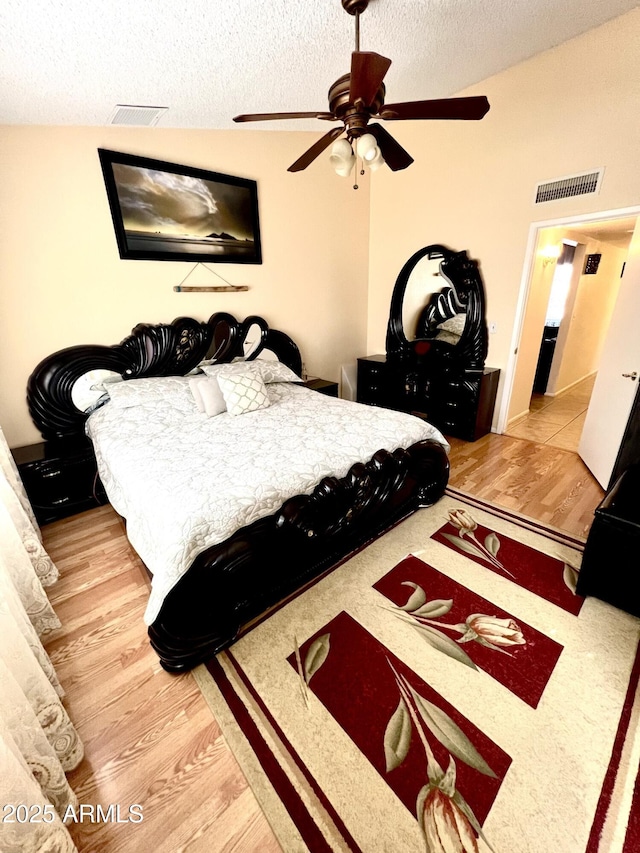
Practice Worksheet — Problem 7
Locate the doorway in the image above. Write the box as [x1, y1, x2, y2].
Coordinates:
[498, 208, 639, 461]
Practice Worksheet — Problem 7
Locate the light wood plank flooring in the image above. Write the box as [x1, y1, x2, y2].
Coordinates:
[42, 434, 604, 852]
[447, 433, 603, 538]
[44, 508, 282, 853]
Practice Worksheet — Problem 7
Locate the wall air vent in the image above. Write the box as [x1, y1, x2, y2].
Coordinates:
[534, 169, 604, 204]
[107, 105, 168, 127]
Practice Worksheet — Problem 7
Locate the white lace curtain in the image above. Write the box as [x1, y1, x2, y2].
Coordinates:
[0, 427, 83, 853]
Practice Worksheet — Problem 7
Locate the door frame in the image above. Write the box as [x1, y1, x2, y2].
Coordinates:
[496, 204, 640, 434]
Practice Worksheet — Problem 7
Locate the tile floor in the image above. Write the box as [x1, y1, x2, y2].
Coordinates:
[506, 374, 596, 453]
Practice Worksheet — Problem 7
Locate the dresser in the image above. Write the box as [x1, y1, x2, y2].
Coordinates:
[357, 355, 499, 441]
[363, 243, 500, 442]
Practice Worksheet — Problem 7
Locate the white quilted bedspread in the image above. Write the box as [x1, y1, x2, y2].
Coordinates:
[86, 382, 448, 624]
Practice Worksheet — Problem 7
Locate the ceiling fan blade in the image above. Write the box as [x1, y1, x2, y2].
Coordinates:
[379, 95, 490, 121]
[234, 111, 336, 123]
[367, 123, 413, 171]
[350, 51, 392, 107]
[287, 126, 345, 172]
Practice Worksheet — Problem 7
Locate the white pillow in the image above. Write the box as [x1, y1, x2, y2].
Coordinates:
[202, 360, 301, 384]
[202, 361, 260, 380]
[107, 376, 196, 412]
[188, 377, 206, 412]
[255, 359, 302, 384]
[216, 372, 271, 416]
[189, 374, 227, 418]
[195, 376, 226, 417]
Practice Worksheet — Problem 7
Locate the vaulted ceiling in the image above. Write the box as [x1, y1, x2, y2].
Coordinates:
[1, 0, 637, 131]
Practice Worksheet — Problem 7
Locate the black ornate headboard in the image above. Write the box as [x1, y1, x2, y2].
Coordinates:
[27, 312, 302, 441]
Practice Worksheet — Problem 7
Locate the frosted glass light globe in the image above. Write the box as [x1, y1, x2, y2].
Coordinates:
[356, 134, 378, 161]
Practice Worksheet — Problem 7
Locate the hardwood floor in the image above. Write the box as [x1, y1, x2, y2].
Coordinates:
[446, 432, 604, 539]
[43, 507, 281, 853]
[41, 433, 604, 851]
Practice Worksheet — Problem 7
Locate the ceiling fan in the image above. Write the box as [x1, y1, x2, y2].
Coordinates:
[233, 0, 490, 175]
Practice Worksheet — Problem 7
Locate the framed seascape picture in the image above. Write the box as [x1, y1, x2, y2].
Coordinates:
[98, 149, 262, 264]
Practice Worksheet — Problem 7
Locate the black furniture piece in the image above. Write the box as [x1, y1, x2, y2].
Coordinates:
[11, 438, 107, 525]
[609, 383, 640, 489]
[357, 355, 499, 441]
[532, 323, 559, 394]
[576, 463, 640, 617]
[357, 245, 499, 441]
[304, 377, 339, 397]
[26, 312, 449, 672]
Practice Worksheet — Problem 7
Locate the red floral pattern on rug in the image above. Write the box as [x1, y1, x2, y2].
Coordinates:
[374, 555, 564, 708]
[287, 611, 511, 847]
[433, 508, 584, 614]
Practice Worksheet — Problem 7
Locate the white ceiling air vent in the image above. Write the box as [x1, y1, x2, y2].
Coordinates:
[534, 169, 604, 204]
[107, 105, 168, 127]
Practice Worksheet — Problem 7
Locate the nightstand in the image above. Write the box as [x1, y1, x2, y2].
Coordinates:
[11, 438, 108, 525]
[303, 377, 339, 397]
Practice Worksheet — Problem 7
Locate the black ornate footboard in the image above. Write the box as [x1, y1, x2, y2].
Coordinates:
[26, 312, 449, 672]
[148, 438, 449, 672]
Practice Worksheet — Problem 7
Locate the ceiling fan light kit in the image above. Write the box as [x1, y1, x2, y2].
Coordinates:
[233, 0, 490, 179]
[356, 133, 379, 161]
[329, 138, 356, 174]
[365, 146, 385, 172]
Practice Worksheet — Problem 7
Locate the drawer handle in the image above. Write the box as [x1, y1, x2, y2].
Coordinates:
[50, 496, 71, 506]
[42, 470, 62, 479]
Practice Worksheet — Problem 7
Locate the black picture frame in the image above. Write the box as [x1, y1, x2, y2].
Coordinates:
[98, 149, 262, 264]
[583, 253, 602, 275]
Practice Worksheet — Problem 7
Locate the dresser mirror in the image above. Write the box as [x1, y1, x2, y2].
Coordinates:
[386, 244, 485, 370]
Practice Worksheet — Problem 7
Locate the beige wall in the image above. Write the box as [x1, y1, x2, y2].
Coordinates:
[0, 126, 370, 447]
[366, 9, 640, 427]
[549, 240, 626, 395]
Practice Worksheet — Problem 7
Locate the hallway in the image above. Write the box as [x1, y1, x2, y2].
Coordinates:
[505, 374, 595, 453]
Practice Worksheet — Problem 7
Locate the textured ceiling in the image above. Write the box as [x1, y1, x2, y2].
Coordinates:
[1, 0, 637, 131]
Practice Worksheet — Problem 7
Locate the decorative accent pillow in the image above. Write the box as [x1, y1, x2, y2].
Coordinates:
[435, 313, 466, 345]
[106, 376, 196, 412]
[188, 376, 226, 416]
[216, 372, 271, 416]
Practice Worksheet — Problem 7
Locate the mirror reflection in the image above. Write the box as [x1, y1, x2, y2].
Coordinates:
[401, 254, 443, 341]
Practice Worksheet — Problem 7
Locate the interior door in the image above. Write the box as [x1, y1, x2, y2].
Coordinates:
[578, 222, 640, 488]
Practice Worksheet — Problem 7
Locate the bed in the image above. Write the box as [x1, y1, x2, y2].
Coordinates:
[27, 312, 450, 671]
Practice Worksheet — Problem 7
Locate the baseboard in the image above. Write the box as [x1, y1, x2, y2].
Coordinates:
[545, 370, 597, 399]
[507, 410, 530, 430]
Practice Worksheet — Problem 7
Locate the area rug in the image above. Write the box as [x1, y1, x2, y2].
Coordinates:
[193, 489, 640, 853]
